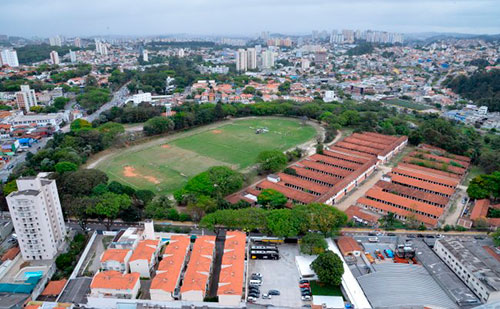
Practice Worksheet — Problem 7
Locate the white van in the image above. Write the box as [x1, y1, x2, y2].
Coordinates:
[368, 237, 379, 243]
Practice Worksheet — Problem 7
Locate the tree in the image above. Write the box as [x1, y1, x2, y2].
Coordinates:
[292, 203, 348, 235]
[492, 228, 500, 247]
[144, 195, 173, 219]
[258, 189, 287, 209]
[53, 97, 70, 110]
[65, 196, 96, 230]
[143, 116, 174, 136]
[467, 172, 500, 200]
[265, 209, 299, 237]
[89, 192, 131, 230]
[187, 195, 217, 222]
[59, 169, 108, 196]
[300, 232, 328, 255]
[70, 119, 92, 132]
[54, 161, 78, 173]
[2, 180, 18, 196]
[311, 251, 344, 286]
[257, 150, 287, 173]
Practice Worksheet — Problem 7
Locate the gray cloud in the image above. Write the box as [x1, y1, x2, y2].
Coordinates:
[1, 0, 499, 37]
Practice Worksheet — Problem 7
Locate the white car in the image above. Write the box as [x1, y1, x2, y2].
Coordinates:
[247, 296, 257, 302]
[302, 295, 312, 301]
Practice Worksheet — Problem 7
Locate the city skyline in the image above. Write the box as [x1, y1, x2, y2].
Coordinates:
[1, 0, 500, 37]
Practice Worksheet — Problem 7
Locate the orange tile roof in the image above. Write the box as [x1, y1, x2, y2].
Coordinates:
[343, 136, 387, 151]
[129, 239, 159, 262]
[277, 173, 330, 195]
[256, 180, 317, 204]
[470, 199, 490, 220]
[398, 162, 461, 180]
[337, 236, 362, 256]
[357, 197, 438, 226]
[323, 149, 368, 164]
[328, 145, 374, 160]
[375, 180, 449, 207]
[299, 160, 351, 178]
[1, 246, 19, 261]
[217, 231, 246, 297]
[345, 205, 379, 223]
[419, 144, 471, 163]
[392, 167, 459, 188]
[292, 166, 341, 186]
[151, 235, 190, 293]
[402, 157, 465, 176]
[309, 153, 360, 171]
[364, 187, 444, 218]
[100, 249, 131, 263]
[90, 271, 140, 290]
[336, 141, 380, 156]
[390, 174, 455, 196]
[41, 279, 67, 296]
[180, 236, 215, 295]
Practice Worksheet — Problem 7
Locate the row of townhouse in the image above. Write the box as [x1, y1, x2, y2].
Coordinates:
[353, 144, 471, 227]
[226, 132, 408, 207]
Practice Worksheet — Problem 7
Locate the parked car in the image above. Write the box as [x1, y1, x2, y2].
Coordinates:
[249, 291, 260, 298]
[252, 272, 263, 278]
[417, 234, 424, 238]
[301, 295, 312, 301]
[425, 235, 435, 238]
[268, 290, 280, 295]
[368, 232, 376, 236]
[299, 279, 310, 284]
[262, 293, 271, 299]
[387, 232, 396, 236]
[299, 283, 310, 288]
[407, 234, 416, 238]
[247, 296, 257, 302]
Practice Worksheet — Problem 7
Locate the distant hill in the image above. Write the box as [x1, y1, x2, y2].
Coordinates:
[445, 69, 500, 112]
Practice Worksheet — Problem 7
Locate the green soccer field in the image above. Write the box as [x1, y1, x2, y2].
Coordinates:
[94, 118, 317, 194]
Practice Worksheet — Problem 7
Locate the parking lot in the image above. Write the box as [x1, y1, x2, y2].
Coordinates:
[247, 244, 305, 308]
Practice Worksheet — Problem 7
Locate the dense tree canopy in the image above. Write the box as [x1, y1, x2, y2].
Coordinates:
[467, 172, 500, 200]
[257, 150, 288, 173]
[311, 251, 344, 286]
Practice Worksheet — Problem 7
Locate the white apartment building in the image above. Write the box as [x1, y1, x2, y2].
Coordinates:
[1, 49, 19, 67]
[9, 113, 65, 130]
[142, 50, 149, 62]
[434, 238, 500, 304]
[50, 51, 60, 65]
[69, 50, 77, 63]
[261, 49, 275, 69]
[95, 40, 108, 56]
[49, 36, 62, 47]
[15, 85, 38, 113]
[6, 173, 67, 260]
[236, 49, 247, 72]
[246, 48, 257, 70]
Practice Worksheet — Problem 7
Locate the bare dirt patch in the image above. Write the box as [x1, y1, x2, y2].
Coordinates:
[123, 166, 139, 177]
[123, 165, 160, 184]
[212, 130, 222, 134]
[161, 144, 171, 149]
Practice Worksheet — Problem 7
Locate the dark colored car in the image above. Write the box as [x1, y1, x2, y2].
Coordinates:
[299, 279, 310, 284]
[417, 234, 424, 238]
[268, 290, 280, 295]
[249, 291, 260, 298]
[368, 232, 377, 236]
[425, 235, 435, 238]
[407, 234, 416, 238]
[387, 233, 396, 236]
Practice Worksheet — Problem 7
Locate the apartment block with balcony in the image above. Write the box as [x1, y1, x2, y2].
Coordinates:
[6, 173, 67, 260]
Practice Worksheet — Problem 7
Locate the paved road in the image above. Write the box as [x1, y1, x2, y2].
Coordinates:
[0, 138, 50, 182]
[84, 83, 129, 123]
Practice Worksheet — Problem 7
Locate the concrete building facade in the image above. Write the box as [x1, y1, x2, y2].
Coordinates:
[6, 173, 67, 260]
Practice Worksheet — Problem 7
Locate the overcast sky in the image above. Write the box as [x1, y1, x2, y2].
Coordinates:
[2, 0, 499, 37]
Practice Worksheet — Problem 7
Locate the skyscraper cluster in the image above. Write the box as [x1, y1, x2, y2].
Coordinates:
[329, 29, 404, 44]
[95, 39, 109, 56]
[236, 47, 275, 71]
[0, 48, 19, 67]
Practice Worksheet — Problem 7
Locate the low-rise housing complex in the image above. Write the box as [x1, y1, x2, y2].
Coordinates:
[217, 231, 246, 306]
[355, 144, 470, 226]
[90, 271, 140, 299]
[227, 132, 407, 206]
[180, 235, 216, 302]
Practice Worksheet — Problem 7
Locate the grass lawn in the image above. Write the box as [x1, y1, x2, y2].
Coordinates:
[95, 118, 317, 194]
[383, 99, 431, 111]
[310, 281, 343, 297]
[464, 165, 485, 186]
